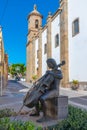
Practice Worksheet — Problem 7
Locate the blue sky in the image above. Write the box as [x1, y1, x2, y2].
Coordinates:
[0, 0, 59, 65]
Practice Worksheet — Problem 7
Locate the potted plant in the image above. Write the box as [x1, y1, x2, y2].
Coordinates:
[71, 80, 79, 90]
[32, 75, 38, 82]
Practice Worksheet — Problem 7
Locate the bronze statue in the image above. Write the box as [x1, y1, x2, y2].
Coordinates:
[23, 58, 65, 122]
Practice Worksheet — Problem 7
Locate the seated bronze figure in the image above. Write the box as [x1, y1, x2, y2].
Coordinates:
[23, 58, 65, 122]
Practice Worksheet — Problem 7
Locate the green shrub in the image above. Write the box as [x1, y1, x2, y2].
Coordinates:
[0, 108, 16, 118]
[52, 105, 87, 130]
[0, 108, 42, 130]
[0, 106, 87, 130]
[0, 118, 42, 130]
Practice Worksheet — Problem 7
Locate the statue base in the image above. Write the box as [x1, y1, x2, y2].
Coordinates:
[45, 95, 68, 120]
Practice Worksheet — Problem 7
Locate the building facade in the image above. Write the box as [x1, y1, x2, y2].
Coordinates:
[26, 0, 87, 87]
[0, 27, 8, 89]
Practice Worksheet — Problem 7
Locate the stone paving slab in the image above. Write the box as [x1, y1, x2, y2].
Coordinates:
[70, 97, 87, 105]
[19, 81, 87, 97]
[60, 87, 87, 98]
[69, 101, 87, 111]
[0, 100, 30, 113]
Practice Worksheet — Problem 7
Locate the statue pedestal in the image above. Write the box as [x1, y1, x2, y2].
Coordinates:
[45, 95, 68, 120]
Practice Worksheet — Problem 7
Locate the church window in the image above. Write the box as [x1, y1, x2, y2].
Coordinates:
[44, 44, 47, 54]
[37, 50, 39, 58]
[55, 34, 59, 47]
[35, 19, 39, 28]
[72, 18, 79, 36]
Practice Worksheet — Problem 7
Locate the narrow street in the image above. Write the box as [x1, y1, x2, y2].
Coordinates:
[0, 80, 29, 112]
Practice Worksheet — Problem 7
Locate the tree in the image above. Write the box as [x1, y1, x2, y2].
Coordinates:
[8, 64, 26, 77]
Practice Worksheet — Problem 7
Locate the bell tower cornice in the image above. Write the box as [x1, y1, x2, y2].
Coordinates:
[27, 4, 43, 20]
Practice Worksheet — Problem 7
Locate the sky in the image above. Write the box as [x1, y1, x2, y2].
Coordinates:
[0, 0, 59, 65]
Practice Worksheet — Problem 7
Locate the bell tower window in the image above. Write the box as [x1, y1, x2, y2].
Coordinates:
[35, 19, 39, 28]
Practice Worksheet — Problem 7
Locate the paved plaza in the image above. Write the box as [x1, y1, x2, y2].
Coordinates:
[0, 80, 87, 112]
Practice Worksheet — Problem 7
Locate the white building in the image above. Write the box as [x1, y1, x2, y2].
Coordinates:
[26, 0, 87, 87]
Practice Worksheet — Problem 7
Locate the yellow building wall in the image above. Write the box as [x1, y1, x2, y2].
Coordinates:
[0, 27, 8, 89]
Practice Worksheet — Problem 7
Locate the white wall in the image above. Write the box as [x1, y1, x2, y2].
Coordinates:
[68, 0, 87, 82]
[42, 29, 47, 75]
[51, 14, 60, 65]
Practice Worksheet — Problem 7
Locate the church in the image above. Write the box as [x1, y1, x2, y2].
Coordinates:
[26, 0, 87, 87]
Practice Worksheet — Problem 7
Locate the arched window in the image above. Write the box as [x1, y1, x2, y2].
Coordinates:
[35, 19, 39, 28]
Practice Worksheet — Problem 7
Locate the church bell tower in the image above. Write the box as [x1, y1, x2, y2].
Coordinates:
[26, 5, 43, 81]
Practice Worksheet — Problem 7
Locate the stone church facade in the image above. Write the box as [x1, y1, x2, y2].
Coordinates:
[26, 0, 87, 87]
